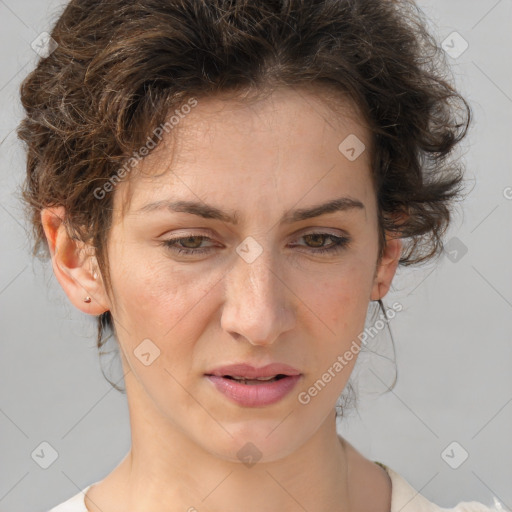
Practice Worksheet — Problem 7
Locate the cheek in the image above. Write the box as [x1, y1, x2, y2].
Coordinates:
[302, 261, 374, 338]
[296, 267, 370, 406]
[109, 257, 212, 393]
[109, 248, 223, 341]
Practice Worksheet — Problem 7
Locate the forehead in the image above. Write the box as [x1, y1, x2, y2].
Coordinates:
[114, 86, 374, 220]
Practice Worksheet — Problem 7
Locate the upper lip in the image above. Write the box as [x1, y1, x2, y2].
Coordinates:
[206, 363, 301, 378]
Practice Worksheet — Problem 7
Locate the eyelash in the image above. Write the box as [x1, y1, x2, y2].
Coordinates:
[160, 232, 350, 256]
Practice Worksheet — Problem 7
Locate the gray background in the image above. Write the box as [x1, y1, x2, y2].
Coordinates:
[0, 1, 511, 511]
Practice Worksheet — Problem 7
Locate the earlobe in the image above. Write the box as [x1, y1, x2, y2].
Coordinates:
[370, 237, 402, 301]
[40, 206, 110, 315]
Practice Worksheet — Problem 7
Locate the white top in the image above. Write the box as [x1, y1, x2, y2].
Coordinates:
[47, 463, 508, 512]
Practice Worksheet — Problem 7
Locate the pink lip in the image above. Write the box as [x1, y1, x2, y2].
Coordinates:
[205, 363, 301, 379]
[206, 374, 301, 407]
[205, 363, 302, 407]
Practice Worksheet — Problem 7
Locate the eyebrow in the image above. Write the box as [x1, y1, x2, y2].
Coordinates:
[136, 196, 365, 225]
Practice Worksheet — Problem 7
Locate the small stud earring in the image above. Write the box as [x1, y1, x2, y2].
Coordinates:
[84, 296, 92, 303]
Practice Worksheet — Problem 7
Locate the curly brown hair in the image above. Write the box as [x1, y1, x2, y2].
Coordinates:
[16, 0, 471, 396]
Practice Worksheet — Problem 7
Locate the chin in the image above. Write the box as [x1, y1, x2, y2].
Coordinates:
[202, 420, 304, 465]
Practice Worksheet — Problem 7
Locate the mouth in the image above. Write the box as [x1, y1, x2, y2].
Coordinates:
[205, 362, 301, 379]
[204, 372, 302, 407]
[204, 363, 302, 406]
[207, 374, 288, 385]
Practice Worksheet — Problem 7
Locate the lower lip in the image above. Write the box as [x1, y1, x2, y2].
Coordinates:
[206, 375, 301, 407]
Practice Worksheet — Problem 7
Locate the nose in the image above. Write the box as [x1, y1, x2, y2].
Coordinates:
[220, 245, 295, 346]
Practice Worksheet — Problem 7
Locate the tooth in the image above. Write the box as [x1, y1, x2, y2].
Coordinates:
[230, 375, 277, 381]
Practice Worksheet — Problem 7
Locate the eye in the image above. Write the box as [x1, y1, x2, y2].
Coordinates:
[160, 235, 214, 255]
[160, 232, 350, 257]
[291, 232, 350, 254]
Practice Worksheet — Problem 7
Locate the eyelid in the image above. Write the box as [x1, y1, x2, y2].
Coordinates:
[298, 226, 349, 236]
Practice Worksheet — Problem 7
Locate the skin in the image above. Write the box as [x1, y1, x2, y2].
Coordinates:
[41, 86, 401, 512]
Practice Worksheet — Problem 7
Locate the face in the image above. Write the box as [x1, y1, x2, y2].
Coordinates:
[44, 86, 401, 463]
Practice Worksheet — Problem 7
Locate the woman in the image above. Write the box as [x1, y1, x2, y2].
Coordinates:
[16, 0, 505, 511]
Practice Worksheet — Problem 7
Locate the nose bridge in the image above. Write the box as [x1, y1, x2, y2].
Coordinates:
[221, 240, 294, 345]
[236, 246, 278, 305]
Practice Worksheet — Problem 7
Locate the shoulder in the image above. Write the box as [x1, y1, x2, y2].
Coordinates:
[47, 485, 92, 512]
[381, 464, 509, 512]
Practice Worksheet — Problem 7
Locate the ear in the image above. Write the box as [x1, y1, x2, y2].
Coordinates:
[40, 206, 111, 315]
[370, 236, 402, 301]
